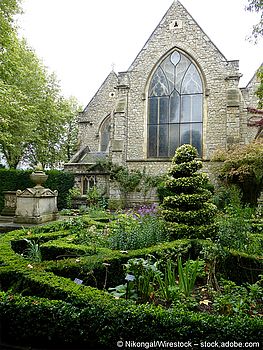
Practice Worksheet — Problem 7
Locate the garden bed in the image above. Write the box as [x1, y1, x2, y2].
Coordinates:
[0, 215, 262, 349]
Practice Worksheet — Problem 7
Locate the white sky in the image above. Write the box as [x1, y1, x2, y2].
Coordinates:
[17, 0, 262, 107]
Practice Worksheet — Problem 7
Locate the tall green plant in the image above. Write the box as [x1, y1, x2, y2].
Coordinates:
[23, 239, 42, 262]
[177, 256, 200, 297]
[161, 144, 217, 239]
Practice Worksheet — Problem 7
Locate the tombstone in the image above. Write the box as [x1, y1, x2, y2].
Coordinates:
[14, 170, 58, 224]
[1, 191, 17, 216]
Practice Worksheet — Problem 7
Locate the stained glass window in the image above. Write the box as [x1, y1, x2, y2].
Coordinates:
[148, 50, 203, 157]
[100, 116, 111, 152]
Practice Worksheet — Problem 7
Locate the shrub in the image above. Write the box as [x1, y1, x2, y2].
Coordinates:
[214, 141, 263, 205]
[108, 212, 169, 250]
[0, 219, 262, 349]
[160, 144, 217, 239]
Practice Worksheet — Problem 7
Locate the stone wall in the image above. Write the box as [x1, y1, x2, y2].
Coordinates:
[78, 71, 118, 152]
[68, 1, 261, 203]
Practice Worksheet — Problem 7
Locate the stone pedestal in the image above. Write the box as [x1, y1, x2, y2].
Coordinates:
[14, 187, 58, 224]
[1, 191, 17, 216]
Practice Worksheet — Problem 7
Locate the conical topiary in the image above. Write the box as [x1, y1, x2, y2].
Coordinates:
[160, 144, 217, 239]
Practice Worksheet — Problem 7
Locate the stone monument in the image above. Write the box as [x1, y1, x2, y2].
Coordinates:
[14, 169, 58, 224]
[1, 191, 17, 216]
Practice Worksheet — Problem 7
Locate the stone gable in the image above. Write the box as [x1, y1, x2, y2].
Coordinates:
[65, 0, 262, 200]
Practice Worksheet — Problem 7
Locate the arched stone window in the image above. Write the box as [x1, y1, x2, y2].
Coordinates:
[82, 175, 96, 195]
[147, 50, 203, 157]
[99, 115, 111, 152]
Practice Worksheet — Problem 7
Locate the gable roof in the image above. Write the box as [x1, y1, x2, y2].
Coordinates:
[83, 70, 118, 113]
[128, 0, 228, 71]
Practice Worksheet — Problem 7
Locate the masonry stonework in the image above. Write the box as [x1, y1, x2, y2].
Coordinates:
[65, 1, 261, 202]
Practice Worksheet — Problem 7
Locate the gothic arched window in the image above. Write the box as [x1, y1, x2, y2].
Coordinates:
[99, 115, 111, 152]
[148, 50, 203, 157]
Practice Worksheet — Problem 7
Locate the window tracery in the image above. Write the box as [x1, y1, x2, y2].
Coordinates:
[148, 50, 203, 157]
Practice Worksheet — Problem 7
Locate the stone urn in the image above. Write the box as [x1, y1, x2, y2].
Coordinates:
[30, 170, 48, 188]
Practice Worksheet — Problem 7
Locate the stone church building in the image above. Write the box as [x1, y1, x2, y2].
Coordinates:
[65, 0, 262, 201]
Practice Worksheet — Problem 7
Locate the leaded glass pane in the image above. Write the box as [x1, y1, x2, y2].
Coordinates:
[169, 124, 180, 157]
[149, 97, 158, 124]
[159, 97, 169, 124]
[171, 51, 180, 66]
[161, 56, 174, 94]
[159, 124, 168, 157]
[192, 95, 202, 122]
[100, 118, 111, 152]
[170, 91, 180, 123]
[181, 94, 202, 123]
[181, 95, 192, 123]
[191, 123, 202, 155]
[181, 64, 202, 94]
[149, 67, 169, 96]
[148, 125, 157, 157]
[180, 123, 191, 145]
[175, 55, 191, 92]
[147, 49, 203, 158]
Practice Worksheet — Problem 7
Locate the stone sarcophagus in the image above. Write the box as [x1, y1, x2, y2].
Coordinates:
[14, 187, 58, 224]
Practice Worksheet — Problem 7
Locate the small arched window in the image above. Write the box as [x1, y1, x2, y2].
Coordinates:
[99, 115, 111, 152]
[148, 50, 203, 157]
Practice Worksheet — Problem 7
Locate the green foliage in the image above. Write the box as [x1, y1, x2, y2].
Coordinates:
[45, 170, 75, 210]
[155, 259, 178, 303]
[0, 2, 81, 168]
[85, 185, 108, 209]
[65, 187, 82, 208]
[27, 94, 81, 168]
[256, 66, 263, 108]
[75, 224, 107, 248]
[215, 141, 263, 204]
[0, 290, 262, 348]
[177, 256, 200, 297]
[212, 184, 242, 210]
[216, 205, 254, 252]
[123, 257, 159, 302]
[246, 0, 263, 41]
[213, 278, 263, 316]
[161, 144, 217, 239]
[99, 161, 159, 206]
[0, 219, 262, 348]
[156, 257, 205, 304]
[108, 213, 169, 250]
[22, 239, 42, 262]
[111, 166, 142, 205]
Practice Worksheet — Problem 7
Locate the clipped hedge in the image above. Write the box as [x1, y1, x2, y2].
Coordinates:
[0, 168, 74, 211]
[0, 222, 262, 349]
[0, 291, 262, 349]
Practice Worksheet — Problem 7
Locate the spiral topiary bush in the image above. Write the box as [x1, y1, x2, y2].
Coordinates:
[161, 144, 217, 239]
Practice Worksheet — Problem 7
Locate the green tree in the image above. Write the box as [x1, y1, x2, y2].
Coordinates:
[27, 92, 81, 168]
[0, 0, 81, 168]
[0, 34, 47, 168]
[59, 96, 80, 162]
[246, 1, 263, 108]
[246, 0, 263, 40]
[214, 141, 263, 205]
[160, 144, 217, 239]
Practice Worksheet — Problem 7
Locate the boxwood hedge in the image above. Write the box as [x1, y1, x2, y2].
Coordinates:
[0, 221, 262, 349]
